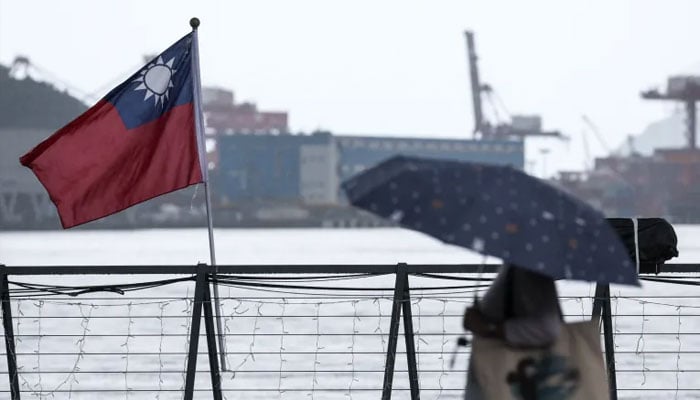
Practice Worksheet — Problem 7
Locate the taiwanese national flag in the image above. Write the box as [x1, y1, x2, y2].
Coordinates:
[20, 32, 206, 228]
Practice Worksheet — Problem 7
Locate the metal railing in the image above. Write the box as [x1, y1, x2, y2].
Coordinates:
[0, 263, 698, 399]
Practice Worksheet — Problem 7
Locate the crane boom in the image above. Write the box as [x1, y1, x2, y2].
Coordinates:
[581, 115, 610, 153]
[463, 30, 564, 141]
[465, 31, 484, 138]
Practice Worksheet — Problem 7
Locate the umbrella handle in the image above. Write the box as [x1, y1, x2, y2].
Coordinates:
[449, 336, 470, 369]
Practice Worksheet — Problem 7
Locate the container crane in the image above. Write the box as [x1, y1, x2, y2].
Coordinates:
[464, 31, 565, 141]
[642, 76, 700, 149]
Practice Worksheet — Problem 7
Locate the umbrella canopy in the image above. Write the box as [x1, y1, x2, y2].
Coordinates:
[342, 155, 637, 285]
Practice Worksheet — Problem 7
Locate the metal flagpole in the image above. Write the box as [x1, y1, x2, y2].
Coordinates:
[190, 17, 228, 371]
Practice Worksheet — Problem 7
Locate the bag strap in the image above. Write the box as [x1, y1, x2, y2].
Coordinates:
[505, 267, 514, 318]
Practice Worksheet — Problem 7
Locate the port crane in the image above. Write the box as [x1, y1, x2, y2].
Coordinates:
[642, 76, 700, 150]
[464, 31, 565, 141]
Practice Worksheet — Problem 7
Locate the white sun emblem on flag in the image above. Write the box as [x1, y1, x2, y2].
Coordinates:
[133, 56, 176, 107]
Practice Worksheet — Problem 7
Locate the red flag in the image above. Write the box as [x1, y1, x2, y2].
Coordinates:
[19, 33, 206, 228]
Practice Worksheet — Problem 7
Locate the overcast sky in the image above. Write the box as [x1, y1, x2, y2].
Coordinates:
[1, 0, 698, 177]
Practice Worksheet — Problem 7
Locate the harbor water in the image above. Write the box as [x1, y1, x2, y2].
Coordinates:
[1, 226, 700, 399]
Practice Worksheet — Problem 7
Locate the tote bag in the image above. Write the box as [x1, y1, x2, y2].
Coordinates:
[471, 320, 610, 400]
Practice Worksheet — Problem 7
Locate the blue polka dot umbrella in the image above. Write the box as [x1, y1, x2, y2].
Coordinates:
[341, 155, 638, 285]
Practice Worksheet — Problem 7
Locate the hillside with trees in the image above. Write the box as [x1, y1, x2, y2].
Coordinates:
[0, 64, 86, 129]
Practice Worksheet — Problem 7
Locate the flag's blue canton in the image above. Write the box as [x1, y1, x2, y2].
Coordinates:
[105, 33, 194, 130]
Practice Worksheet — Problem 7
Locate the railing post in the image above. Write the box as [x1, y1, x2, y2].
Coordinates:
[202, 276, 223, 400]
[184, 265, 207, 400]
[381, 263, 408, 400]
[400, 264, 420, 400]
[1, 267, 20, 400]
[592, 283, 605, 321]
[592, 283, 617, 400]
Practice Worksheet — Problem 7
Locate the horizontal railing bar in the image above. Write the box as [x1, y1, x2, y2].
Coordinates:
[8, 313, 469, 318]
[0, 387, 700, 396]
[10, 313, 700, 319]
[4, 263, 699, 275]
[2, 351, 468, 355]
[4, 351, 693, 357]
[15, 331, 700, 336]
[6, 369, 700, 374]
[6, 369, 470, 374]
[615, 351, 700, 354]
[0, 354, 455, 359]
[11, 333, 700, 338]
[7, 297, 691, 305]
[8, 295, 700, 301]
[1, 389, 699, 392]
[7, 297, 195, 301]
[1, 388, 700, 392]
[1, 264, 501, 275]
[1, 388, 465, 392]
[7, 301, 677, 308]
[616, 370, 700, 372]
[582, 314, 700, 317]
[6, 314, 444, 319]
[616, 387, 700, 392]
[7, 350, 700, 356]
[11, 332, 467, 337]
[596, 332, 700, 335]
[4, 389, 700, 392]
[12, 315, 192, 319]
[15, 331, 700, 338]
[5, 296, 402, 301]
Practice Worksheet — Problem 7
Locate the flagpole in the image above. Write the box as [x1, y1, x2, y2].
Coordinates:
[190, 17, 228, 371]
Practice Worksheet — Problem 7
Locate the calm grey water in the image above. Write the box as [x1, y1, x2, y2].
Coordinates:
[1, 227, 699, 399]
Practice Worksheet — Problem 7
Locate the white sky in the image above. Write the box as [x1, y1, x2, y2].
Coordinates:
[1, 0, 698, 177]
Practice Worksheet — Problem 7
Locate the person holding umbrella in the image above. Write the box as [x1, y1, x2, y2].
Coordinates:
[463, 264, 561, 347]
[342, 155, 638, 400]
[462, 264, 562, 399]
